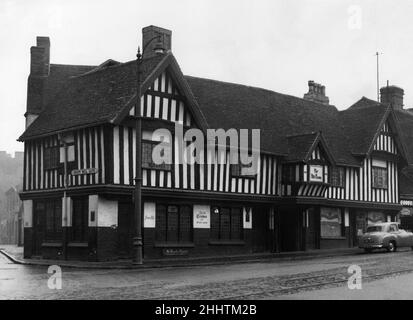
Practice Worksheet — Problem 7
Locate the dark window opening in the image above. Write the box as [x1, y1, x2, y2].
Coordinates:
[44, 146, 60, 170]
[155, 204, 192, 243]
[210, 206, 243, 241]
[36, 199, 62, 241]
[331, 167, 345, 187]
[372, 166, 388, 189]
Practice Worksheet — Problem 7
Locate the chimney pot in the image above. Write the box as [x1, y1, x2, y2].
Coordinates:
[303, 80, 330, 105]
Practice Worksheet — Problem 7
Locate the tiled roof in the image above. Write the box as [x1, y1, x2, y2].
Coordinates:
[185, 76, 359, 165]
[286, 133, 319, 163]
[395, 109, 413, 164]
[339, 97, 389, 156]
[20, 55, 164, 140]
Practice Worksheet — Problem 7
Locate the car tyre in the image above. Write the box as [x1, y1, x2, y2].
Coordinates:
[387, 241, 396, 253]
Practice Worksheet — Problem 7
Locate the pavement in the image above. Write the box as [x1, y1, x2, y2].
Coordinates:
[0, 244, 361, 269]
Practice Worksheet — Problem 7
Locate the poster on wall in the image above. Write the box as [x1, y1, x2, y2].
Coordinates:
[309, 165, 323, 182]
[193, 205, 210, 229]
[144, 202, 156, 228]
[243, 207, 253, 229]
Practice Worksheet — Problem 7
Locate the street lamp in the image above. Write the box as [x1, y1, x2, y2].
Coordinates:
[133, 34, 165, 265]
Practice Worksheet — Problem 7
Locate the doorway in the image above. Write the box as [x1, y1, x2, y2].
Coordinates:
[118, 202, 133, 257]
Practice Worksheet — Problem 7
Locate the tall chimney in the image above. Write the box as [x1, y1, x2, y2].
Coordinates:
[380, 85, 404, 110]
[303, 80, 330, 105]
[142, 25, 171, 59]
[26, 37, 50, 129]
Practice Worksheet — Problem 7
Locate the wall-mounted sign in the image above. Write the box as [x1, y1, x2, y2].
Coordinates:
[193, 205, 210, 229]
[309, 165, 323, 182]
[71, 168, 99, 176]
[163, 248, 188, 256]
[144, 202, 156, 228]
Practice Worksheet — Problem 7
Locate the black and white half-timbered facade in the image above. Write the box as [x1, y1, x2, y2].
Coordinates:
[19, 26, 413, 261]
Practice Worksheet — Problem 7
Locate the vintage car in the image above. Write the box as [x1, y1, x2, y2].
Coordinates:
[359, 222, 413, 253]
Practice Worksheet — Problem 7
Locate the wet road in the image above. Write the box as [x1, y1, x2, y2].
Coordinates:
[2, 249, 413, 299]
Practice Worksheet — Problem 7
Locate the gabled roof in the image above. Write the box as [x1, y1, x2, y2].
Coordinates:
[340, 97, 408, 162]
[340, 97, 390, 156]
[185, 76, 359, 165]
[20, 55, 165, 140]
[285, 132, 335, 164]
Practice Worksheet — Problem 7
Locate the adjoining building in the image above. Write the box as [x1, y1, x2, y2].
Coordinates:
[18, 26, 413, 261]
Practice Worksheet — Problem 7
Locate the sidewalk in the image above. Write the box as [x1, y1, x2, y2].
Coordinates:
[0, 244, 361, 269]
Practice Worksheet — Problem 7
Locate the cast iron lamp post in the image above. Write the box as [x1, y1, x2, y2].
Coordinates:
[133, 35, 164, 265]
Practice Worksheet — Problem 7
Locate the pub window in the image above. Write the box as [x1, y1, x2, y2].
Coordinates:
[331, 167, 345, 187]
[231, 163, 256, 178]
[71, 197, 89, 242]
[44, 199, 62, 241]
[142, 140, 172, 171]
[155, 204, 192, 243]
[282, 165, 295, 184]
[210, 207, 243, 241]
[320, 207, 345, 238]
[372, 166, 388, 189]
[44, 146, 60, 170]
[59, 133, 75, 164]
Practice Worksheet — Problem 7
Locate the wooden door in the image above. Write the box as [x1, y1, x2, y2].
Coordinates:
[33, 202, 45, 256]
[118, 202, 133, 257]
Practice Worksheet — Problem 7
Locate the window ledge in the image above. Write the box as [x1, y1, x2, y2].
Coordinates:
[154, 242, 195, 248]
[321, 237, 347, 240]
[67, 242, 88, 248]
[209, 240, 245, 246]
[41, 242, 62, 247]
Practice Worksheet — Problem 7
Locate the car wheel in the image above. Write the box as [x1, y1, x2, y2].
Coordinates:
[387, 241, 396, 252]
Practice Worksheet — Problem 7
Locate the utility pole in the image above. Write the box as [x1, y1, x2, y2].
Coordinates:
[375, 52, 382, 102]
[133, 34, 164, 265]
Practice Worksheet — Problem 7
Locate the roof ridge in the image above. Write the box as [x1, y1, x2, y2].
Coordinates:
[185, 75, 338, 110]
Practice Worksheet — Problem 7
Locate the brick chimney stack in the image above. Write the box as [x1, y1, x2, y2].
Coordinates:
[380, 85, 404, 110]
[26, 37, 50, 129]
[303, 80, 330, 105]
[142, 25, 171, 59]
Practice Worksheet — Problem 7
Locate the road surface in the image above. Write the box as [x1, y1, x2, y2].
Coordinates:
[2, 249, 413, 299]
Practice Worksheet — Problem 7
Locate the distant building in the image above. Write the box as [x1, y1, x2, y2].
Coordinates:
[0, 185, 23, 245]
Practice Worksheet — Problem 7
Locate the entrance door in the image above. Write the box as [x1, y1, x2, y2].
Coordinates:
[305, 208, 318, 250]
[279, 208, 300, 252]
[33, 202, 45, 256]
[118, 202, 133, 257]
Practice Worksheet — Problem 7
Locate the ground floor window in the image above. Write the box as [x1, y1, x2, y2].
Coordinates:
[155, 204, 192, 243]
[211, 206, 243, 241]
[33, 199, 62, 241]
[320, 207, 344, 238]
[71, 197, 89, 242]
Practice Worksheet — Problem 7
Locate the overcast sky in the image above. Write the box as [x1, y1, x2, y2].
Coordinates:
[1, 0, 413, 154]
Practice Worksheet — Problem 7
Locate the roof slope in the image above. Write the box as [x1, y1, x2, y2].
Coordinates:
[185, 76, 358, 165]
[20, 55, 164, 140]
[395, 109, 413, 164]
[339, 97, 389, 155]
